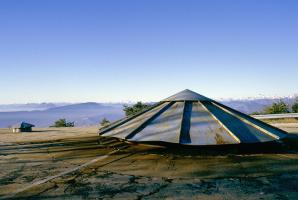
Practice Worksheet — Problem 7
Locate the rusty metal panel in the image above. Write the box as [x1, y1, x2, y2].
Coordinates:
[131, 102, 184, 143]
[202, 102, 273, 143]
[189, 102, 238, 145]
[102, 102, 170, 139]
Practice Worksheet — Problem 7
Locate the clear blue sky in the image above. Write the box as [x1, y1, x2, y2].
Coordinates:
[0, 0, 297, 103]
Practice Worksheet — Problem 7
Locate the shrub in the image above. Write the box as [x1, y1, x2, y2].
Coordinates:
[51, 119, 74, 127]
[292, 102, 298, 113]
[100, 118, 110, 127]
[123, 102, 151, 117]
[250, 111, 261, 115]
[263, 100, 289, 114]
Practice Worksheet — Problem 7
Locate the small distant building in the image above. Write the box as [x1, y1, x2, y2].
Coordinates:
[12, 122, 35, 133]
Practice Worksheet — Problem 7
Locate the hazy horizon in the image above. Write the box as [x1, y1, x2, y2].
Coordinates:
[1, 92, 298, 106]
[1, 91, 298, 105]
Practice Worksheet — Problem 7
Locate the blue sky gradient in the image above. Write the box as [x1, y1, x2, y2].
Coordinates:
[0, 0, 297, 103]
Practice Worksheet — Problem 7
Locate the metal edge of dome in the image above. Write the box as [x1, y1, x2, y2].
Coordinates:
[125, 101, 175, 140]
[210, 100, 288, 140]
[98, 101, 165, 135]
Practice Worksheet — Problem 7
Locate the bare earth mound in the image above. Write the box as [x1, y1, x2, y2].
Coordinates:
[0, 124, 298, 199]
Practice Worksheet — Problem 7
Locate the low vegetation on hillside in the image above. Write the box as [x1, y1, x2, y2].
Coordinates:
[99, 102, 151, 129]
[251, 98, 298, 115]
[292, 101, 298, 113]
[123, 102, 152, 117]
[100, 118, 110, 127]
[51, 119, 75, 127]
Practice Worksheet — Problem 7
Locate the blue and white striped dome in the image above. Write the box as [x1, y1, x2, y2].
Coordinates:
[99, 89, 287, 146]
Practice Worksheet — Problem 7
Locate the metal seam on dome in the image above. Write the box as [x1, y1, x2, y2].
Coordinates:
[179, 101, 192, 144]
[125, 101, 175, 140]
[199, 101, 241, 143]
[99, 102, 164, 135]
[212, 101, 287, 136]
[211, 101, 280, 140]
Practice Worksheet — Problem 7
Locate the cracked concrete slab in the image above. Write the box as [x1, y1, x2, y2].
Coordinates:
[0, 125, 298, 199]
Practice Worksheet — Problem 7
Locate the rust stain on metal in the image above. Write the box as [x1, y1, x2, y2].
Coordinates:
[215, 133, 227, 144]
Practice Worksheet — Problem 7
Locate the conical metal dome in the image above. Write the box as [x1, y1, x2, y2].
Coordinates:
[99, 89, 287, 146]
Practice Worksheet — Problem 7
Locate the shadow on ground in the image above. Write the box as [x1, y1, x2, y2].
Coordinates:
[1, 132, 298, 199]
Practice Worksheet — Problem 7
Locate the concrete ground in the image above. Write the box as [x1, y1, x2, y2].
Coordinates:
[0, 124, 298, 199]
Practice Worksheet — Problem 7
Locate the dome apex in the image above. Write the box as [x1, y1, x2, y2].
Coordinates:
[162, 89, 210, 102]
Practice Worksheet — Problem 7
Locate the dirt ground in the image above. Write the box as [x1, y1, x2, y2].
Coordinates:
[0, 124, 298, 199]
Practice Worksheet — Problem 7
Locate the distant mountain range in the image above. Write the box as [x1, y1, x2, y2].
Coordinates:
[0, 103, 125, 128]
[0, 103, 70, 112]
[0, 97, 296, 128]
[221, 96, 296, 114]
